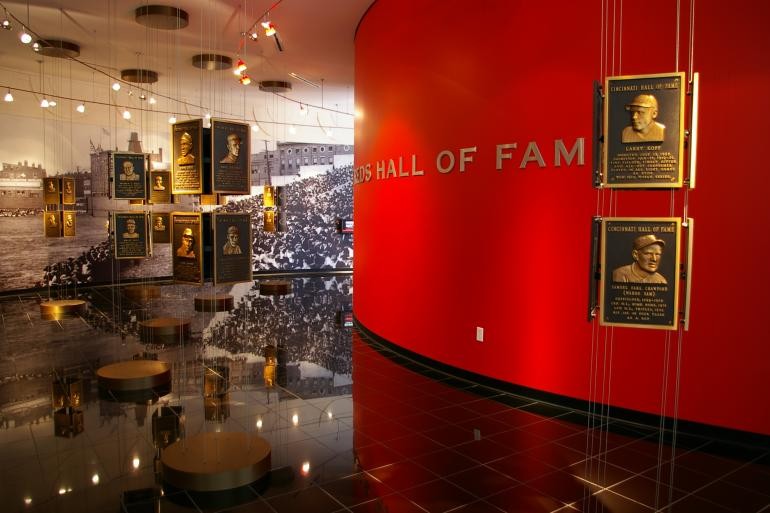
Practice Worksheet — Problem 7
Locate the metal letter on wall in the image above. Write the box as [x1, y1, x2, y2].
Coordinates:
[112, 153, 148, 200]
[172, 212, 203, 284]
[114, 212, 148, 259]
[172, 119, 203, 194]
[600, 217, 681, 329]
[211, 120, 250, 195]
[602, 72, 686, 188]
[213, 213, 252, 285]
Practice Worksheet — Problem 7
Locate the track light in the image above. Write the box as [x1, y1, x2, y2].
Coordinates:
[76, 103, 85, 113]
[48, 99, 56, 107]
[40, 98, 49, 108]
[4, 89, 13, 102]
[112, 82, 121, 91]
[122, 109, 131, 120]
[139, 93, 146, 100]
[20, 29, 32, 44]
[148, 97, 156, 105]
[32, 41, 40, 52]
[239, 74, 251, 85]
[261, 21, 276, 37]
[234, 59, 247, 75]
[248, 30, 258, 41]
[168, 115, 177, 124]
[2, 11, 11, 30]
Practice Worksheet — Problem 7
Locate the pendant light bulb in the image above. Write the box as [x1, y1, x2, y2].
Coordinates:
[148, 97, 156, 105]
[234, 59, 247, 75]
[248, 30, 259, 41]
[48, 99, 56, 107]
[261, 21, 276, 37]
[112, 82, 121, 91]
[251, 124, 259, 132]
[4, 90, 13, 102]
[168, 115, 177, 124]
[239, 74, 251, 86]
[1, 17, 11, 30]
[32, 41, 40, 52]
[40, 98, 49, 108]
[76, 103, 85, 113]
[20, 29, 32, 44]
[122, 109, 131, 120]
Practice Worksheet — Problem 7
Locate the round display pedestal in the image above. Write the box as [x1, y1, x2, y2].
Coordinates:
[194, 293, 234, 312]
[40, 299, 87, 320]
[140, 317, 191, 345]
[97, 360, 172, 391]
[162, 432, 271, 491]
[259, 280, 292, 296]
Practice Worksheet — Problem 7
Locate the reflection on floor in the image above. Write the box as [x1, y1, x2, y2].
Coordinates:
[0, 276, 768, 513]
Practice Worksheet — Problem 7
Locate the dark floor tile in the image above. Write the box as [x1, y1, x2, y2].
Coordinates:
[485, 484, 566, 512]
[444, 464, 519, 499]
[486, 452, 558, 483]
[423, 424, 479, 448]
[452, 437, 513, 464]
[266, 485, 345, 513]
[566, 458, 637, 488]
[724, 462, 770, 494]
[349, 493, 429, 513]
[639, 462, 716, 494]
[665, 494, 739, 513]
[411, 448, 479, 476]
[571, 490, 654, 513]
[356, 442, 407, 470]
[523, 441, 588, 470]
[320, 472, 385, 508]
[445, 499, 505, 512]
[384, 432, 446, 458]
[527, 469, 594, 504]
[400, 479, 476, 513]
[487, 408, 544, 428]
[367, 460, 439, 492]
[607, 475, 689, 509]
[455, 416, 515, 438]
[692, 480, 770, 513]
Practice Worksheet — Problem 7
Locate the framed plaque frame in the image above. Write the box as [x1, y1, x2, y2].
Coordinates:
[172, 212, 203, 284]
[172, 119, 204, 195]
[599, 217, 681, 330]
[602, 72, 686, 188]
[213, 213, 252, 285]
[114, 212, 149, 259]
[112, 153, 148, 200]
[62, 211, 76, 237]
[211, 119, 250, 195]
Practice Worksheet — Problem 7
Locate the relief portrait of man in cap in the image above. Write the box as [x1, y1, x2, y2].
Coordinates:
[177, 132, 195, 165]
[612, 234, 667, 284]
[176, 227, 196, 258]
[622, 94, 666, 143]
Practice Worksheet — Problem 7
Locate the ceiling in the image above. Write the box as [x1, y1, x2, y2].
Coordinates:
[0, 0, 374, 146]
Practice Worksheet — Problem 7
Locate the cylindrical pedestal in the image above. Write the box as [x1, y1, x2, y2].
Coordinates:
[162, 432, 271, 491]
[40, 299, 87, 320]
[259, 280, 292, 296]
[123, 285, 161, 303]
[194, 293, 234, 312]
[97, 360, 172, 391]
[139, 317, 191, 345]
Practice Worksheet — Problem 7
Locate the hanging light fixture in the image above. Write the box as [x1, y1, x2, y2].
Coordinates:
[40, 98, 49, 108]
[168, 115, 177, 124]
[32, 41, 40, 52]
[148, 97, 156, 105]
[251, 124, 259, 132]
[112, 82, 121, 91]
[122, 108, 131, 120]
[3, 89, 13, 102]
[20, 28, 32, 44]
[2, 9, 11, 30]
[248, 29, 259, 41]
[261, 21, 276, 37]
[234, 59, 247, 75]
[76, 103, 85, 113]
[239, 74, 251, 86]
[48, 99, 56, 107]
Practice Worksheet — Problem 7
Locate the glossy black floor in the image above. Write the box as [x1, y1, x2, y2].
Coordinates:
[0, 276, 768, 513]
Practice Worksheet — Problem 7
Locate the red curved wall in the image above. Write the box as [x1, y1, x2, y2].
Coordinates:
[353, 0, 770, 435]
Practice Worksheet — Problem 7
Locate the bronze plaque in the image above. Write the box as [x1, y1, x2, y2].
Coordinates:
[213, 213, 252, 285]
[114, 212, 148, 259]
[263, 185, 275, 208]
[263, 209, 276, 232]
[43, 177, 60, 205]
[151, 213, 170, 244]
[602, 72, 686, 188]
[63, 211, 76, 237]
[172, 212, 203, 284]
[62, 178, 76, 205]
[113, 153, 148, 199]
[172, 120, 203, 194]
[44, 211, 61, 237]
[212, 120, 250, 194]
[149, 170, 171, 204]
[600, 218, 681, 329]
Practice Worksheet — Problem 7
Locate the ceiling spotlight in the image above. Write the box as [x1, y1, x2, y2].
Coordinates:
[122, 109, 131, 120]
[251, 124, 259, 132]
[40, 98, 49, 108]
[48, 100, 56, 107]
[299, 103, 308, 116]
[32, 41, 40, 52]
[248, 30, 259, 41]
[234, 59, 247, 75]
[239, 74, 251, 86]
[261, 21, 276, 37]
[2, 13, 11, 30]
[168, 115, 177, 124]
[76, 103, 85, 113]
[148, 97, 156, 105]
[20, 28, 32, 44]
[139, 93, 146, 100]
[112, 82, 121, 91]
[4, 89, 13, 102]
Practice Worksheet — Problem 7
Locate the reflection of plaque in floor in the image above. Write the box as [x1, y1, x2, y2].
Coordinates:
[162, 432, 271, 491]
[194, 293, 234, 312]
[139, 317, 191, 345]
[40, 299, 87, 320]
[259, 280, 292, 296]
[123, 285, 161, 303]
[97, 360, 172, 391]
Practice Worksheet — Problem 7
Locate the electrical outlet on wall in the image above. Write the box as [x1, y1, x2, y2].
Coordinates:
[476, 326, 484, 342]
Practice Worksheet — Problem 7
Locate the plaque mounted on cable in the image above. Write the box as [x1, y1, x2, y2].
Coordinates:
[172, 120, 204, 195]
